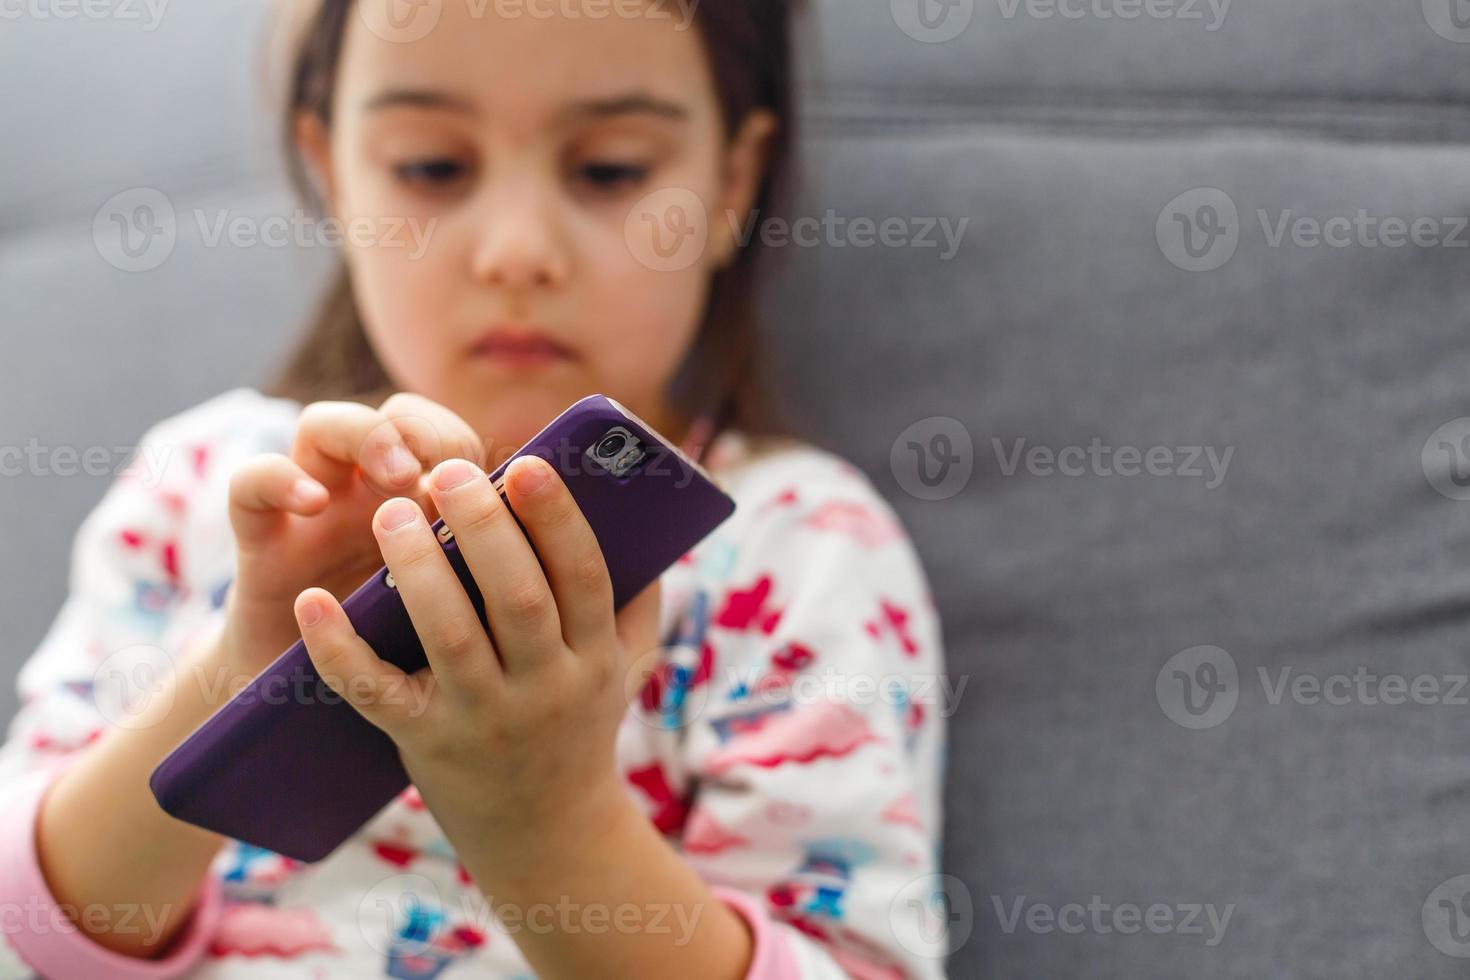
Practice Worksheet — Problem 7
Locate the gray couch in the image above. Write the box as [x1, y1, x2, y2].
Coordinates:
[4, 1, 1470, 976]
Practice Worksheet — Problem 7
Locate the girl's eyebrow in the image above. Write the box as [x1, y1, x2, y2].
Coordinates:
[360, 89, 687, 124]
[362, 89, 479, 116]
[558, 93, 689, 124]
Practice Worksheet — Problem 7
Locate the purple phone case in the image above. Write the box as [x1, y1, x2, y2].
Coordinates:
[149, 395, 734, 862]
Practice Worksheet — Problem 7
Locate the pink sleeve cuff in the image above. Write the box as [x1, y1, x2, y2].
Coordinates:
[712, 885, 802, 980]
[0, 756, 223, 979]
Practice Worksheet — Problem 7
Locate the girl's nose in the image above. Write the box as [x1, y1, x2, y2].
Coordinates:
[469, 178, 570, 290]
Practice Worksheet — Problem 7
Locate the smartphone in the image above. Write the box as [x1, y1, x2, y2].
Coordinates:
[149, 395, 735, 862]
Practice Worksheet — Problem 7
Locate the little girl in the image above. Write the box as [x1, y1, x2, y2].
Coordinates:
[0, 2, 946, 977]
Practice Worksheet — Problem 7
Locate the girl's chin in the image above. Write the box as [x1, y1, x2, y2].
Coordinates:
[456, 383, 596, 460]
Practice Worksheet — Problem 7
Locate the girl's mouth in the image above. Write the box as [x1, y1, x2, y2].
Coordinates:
[469, 326, 578, 369]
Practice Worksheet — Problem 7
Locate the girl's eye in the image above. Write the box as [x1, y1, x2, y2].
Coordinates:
[392, 159, 469, 187]
[573, 161, 649, 192]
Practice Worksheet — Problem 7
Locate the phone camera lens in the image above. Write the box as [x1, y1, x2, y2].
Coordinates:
[597, 433, 628, 458]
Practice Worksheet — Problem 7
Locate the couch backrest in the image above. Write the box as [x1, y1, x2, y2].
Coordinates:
[763, 1, 1470, 975]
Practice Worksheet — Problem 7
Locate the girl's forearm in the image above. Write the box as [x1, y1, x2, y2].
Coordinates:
[456, 781, 754, 980]
[33, 630, 237, 959]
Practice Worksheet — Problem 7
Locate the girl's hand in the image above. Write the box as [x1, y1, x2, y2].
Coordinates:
[220, 393, 483, 681]
[290, 454, 662, 865]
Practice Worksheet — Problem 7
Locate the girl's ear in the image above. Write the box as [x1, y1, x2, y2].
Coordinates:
[293, 111, 339, 216]
[708, 109, 779, 268]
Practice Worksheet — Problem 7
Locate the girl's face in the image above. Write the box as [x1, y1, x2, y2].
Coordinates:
[297, 1, 774, 456]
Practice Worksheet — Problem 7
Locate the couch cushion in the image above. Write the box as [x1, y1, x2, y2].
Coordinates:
[760, 1, 1470, 976]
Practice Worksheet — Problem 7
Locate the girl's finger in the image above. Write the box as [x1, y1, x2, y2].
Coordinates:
[501, 456, 615, 653]
[427, 458, 563, 671]
[614, 578, 663, 663]
[378, 392, 486, 473]
[229, 454, 328, 551]
[372, 497, 502, 699]
[293, 400, 422, 496]
[294, 588, 431, 736]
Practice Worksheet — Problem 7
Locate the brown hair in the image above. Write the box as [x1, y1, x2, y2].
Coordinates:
[267, 0, 798, 442]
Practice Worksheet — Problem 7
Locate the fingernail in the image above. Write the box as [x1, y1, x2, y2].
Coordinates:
[299, 599, 323, 627]
[512, 458, 550, 494]
[379, 500, 417, 530]
[289, 479, 325, 507]
[385, 446, 419, 483]
[434, 459, 478, 491]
